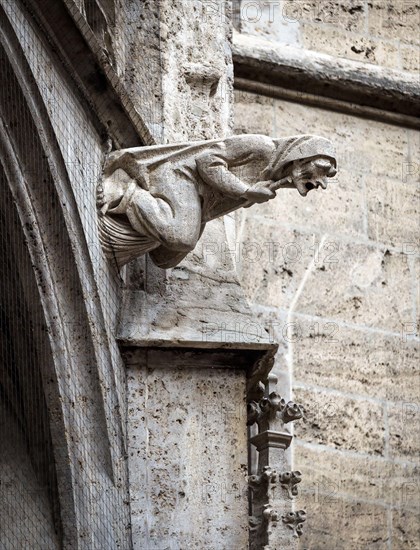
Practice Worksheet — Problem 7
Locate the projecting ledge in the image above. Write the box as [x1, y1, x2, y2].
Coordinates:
[122, 346, 277, 397]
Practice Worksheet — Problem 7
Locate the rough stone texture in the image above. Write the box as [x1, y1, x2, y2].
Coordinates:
[1, 1, 131, 546]
[295, 443, 419, 509]
[388, 402, 420, 461]
[292, 322, 420, 404]
[235, 91, 420, 548]
[114, 3, 294, 548]
[293, 387, 386, 456]
[234, 0, 420, 73]
[392, 509, 420, 549]
[366, 175, 420, 247]
[296, 498, 390, 549]
[158, 0, 233, 142]
[295, 244, 412, 333]
[127, 361, 248, 549]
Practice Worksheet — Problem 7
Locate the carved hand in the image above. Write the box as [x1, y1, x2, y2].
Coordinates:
[243, 182, 276, 204]
[243, 177, 293, 206]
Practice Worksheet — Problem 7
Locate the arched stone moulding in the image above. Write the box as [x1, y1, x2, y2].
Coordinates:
[0, 5, 130, 547]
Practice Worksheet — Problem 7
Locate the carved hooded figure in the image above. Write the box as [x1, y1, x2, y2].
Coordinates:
[98, 134, 336, 268]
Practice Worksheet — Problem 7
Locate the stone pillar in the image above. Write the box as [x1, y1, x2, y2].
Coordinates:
[117, 2, 263, 548]
[116, 2, 297, 548]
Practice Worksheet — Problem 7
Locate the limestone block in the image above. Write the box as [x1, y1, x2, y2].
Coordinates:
[236, 222, 317, 310]
[234, 93, 275, 135]
[407, 129, 420, 184]
[388, 402, 420, 461]
[296, 497, 389, 549]
[367, 1, 420, 45]
[401, 44, 420, 73]
[355, 123, 409, 181]
[239, 0, 300, 45]
[293, 387, 385, 455]
[292, 320, 420, 403]
[301, 23, 400, 69]
[294, 245, 412, 333]
[299, 0, 366, 33]
[127, 364, 248, 549]
[415, 257, 420, 333]
[294, 442, 419, 509]
[366, 175, 420, 247]
[392, 509, 420, 549]
[158, 0, 234, 142]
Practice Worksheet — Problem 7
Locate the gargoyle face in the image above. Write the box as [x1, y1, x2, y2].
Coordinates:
[290, 156, 337, 197]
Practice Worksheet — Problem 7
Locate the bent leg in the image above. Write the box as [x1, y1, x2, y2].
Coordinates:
[150, 222, 206, 268]
[125, 180, 202, 253]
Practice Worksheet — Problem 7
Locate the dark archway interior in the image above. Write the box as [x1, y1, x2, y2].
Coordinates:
[0, 164, 62, 548]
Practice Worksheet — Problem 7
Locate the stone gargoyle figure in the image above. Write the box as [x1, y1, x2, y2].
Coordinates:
[97, 134, 337, 269]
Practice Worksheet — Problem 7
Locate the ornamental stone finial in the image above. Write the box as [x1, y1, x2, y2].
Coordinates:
[97, 134, 337, 269]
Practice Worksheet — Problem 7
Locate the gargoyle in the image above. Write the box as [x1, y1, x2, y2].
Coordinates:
[97, 134, 337, 268]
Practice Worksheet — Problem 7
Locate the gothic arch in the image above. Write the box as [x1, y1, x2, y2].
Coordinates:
[0, 5, 129, 547]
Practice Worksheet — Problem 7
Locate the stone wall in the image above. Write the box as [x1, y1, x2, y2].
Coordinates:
[234, 90, 419, 547]
[234, 0, 419, 73]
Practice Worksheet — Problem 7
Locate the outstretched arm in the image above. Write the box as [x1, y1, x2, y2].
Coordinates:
[195, 153, 249, 197]
[196, 153, 276, 204]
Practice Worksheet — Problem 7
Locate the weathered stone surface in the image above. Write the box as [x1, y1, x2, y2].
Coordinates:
[366, 175, 420, 247]
[236, 222, 316, 310]
[367, 1, 420, 45]
[302, 23, 401, 69]
[298, 0, 367, 33]
[272, 98, 411, 180]
[238, 0, 300, 45]
[296, 497, 389, 549]
[388, 402, 420, 461]
[392, 509, 420, 549]
[295, 442, 419, 509]
[234, 88, 419, 549]
[127, 363, 248, 549]
[415, 257, 420, 335]
[407, 129, 420, 184]
[243, 167, 365, 237]
[401, 44, 420, 73]
[292, 321, 420, 403]
[295, 245, 412, 333]
[293, 387, 385, 455]
[233, 92, 274, 135]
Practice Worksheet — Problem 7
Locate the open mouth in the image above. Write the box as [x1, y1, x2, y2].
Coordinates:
[296, 179, 328, 196]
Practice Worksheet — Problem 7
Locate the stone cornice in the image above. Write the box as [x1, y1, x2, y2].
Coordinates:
[233, 31, 420, 128]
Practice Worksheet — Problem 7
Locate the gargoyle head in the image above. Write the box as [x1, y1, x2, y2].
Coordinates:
[286, 155, 337, 197]
[263, 135, 337, 197]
